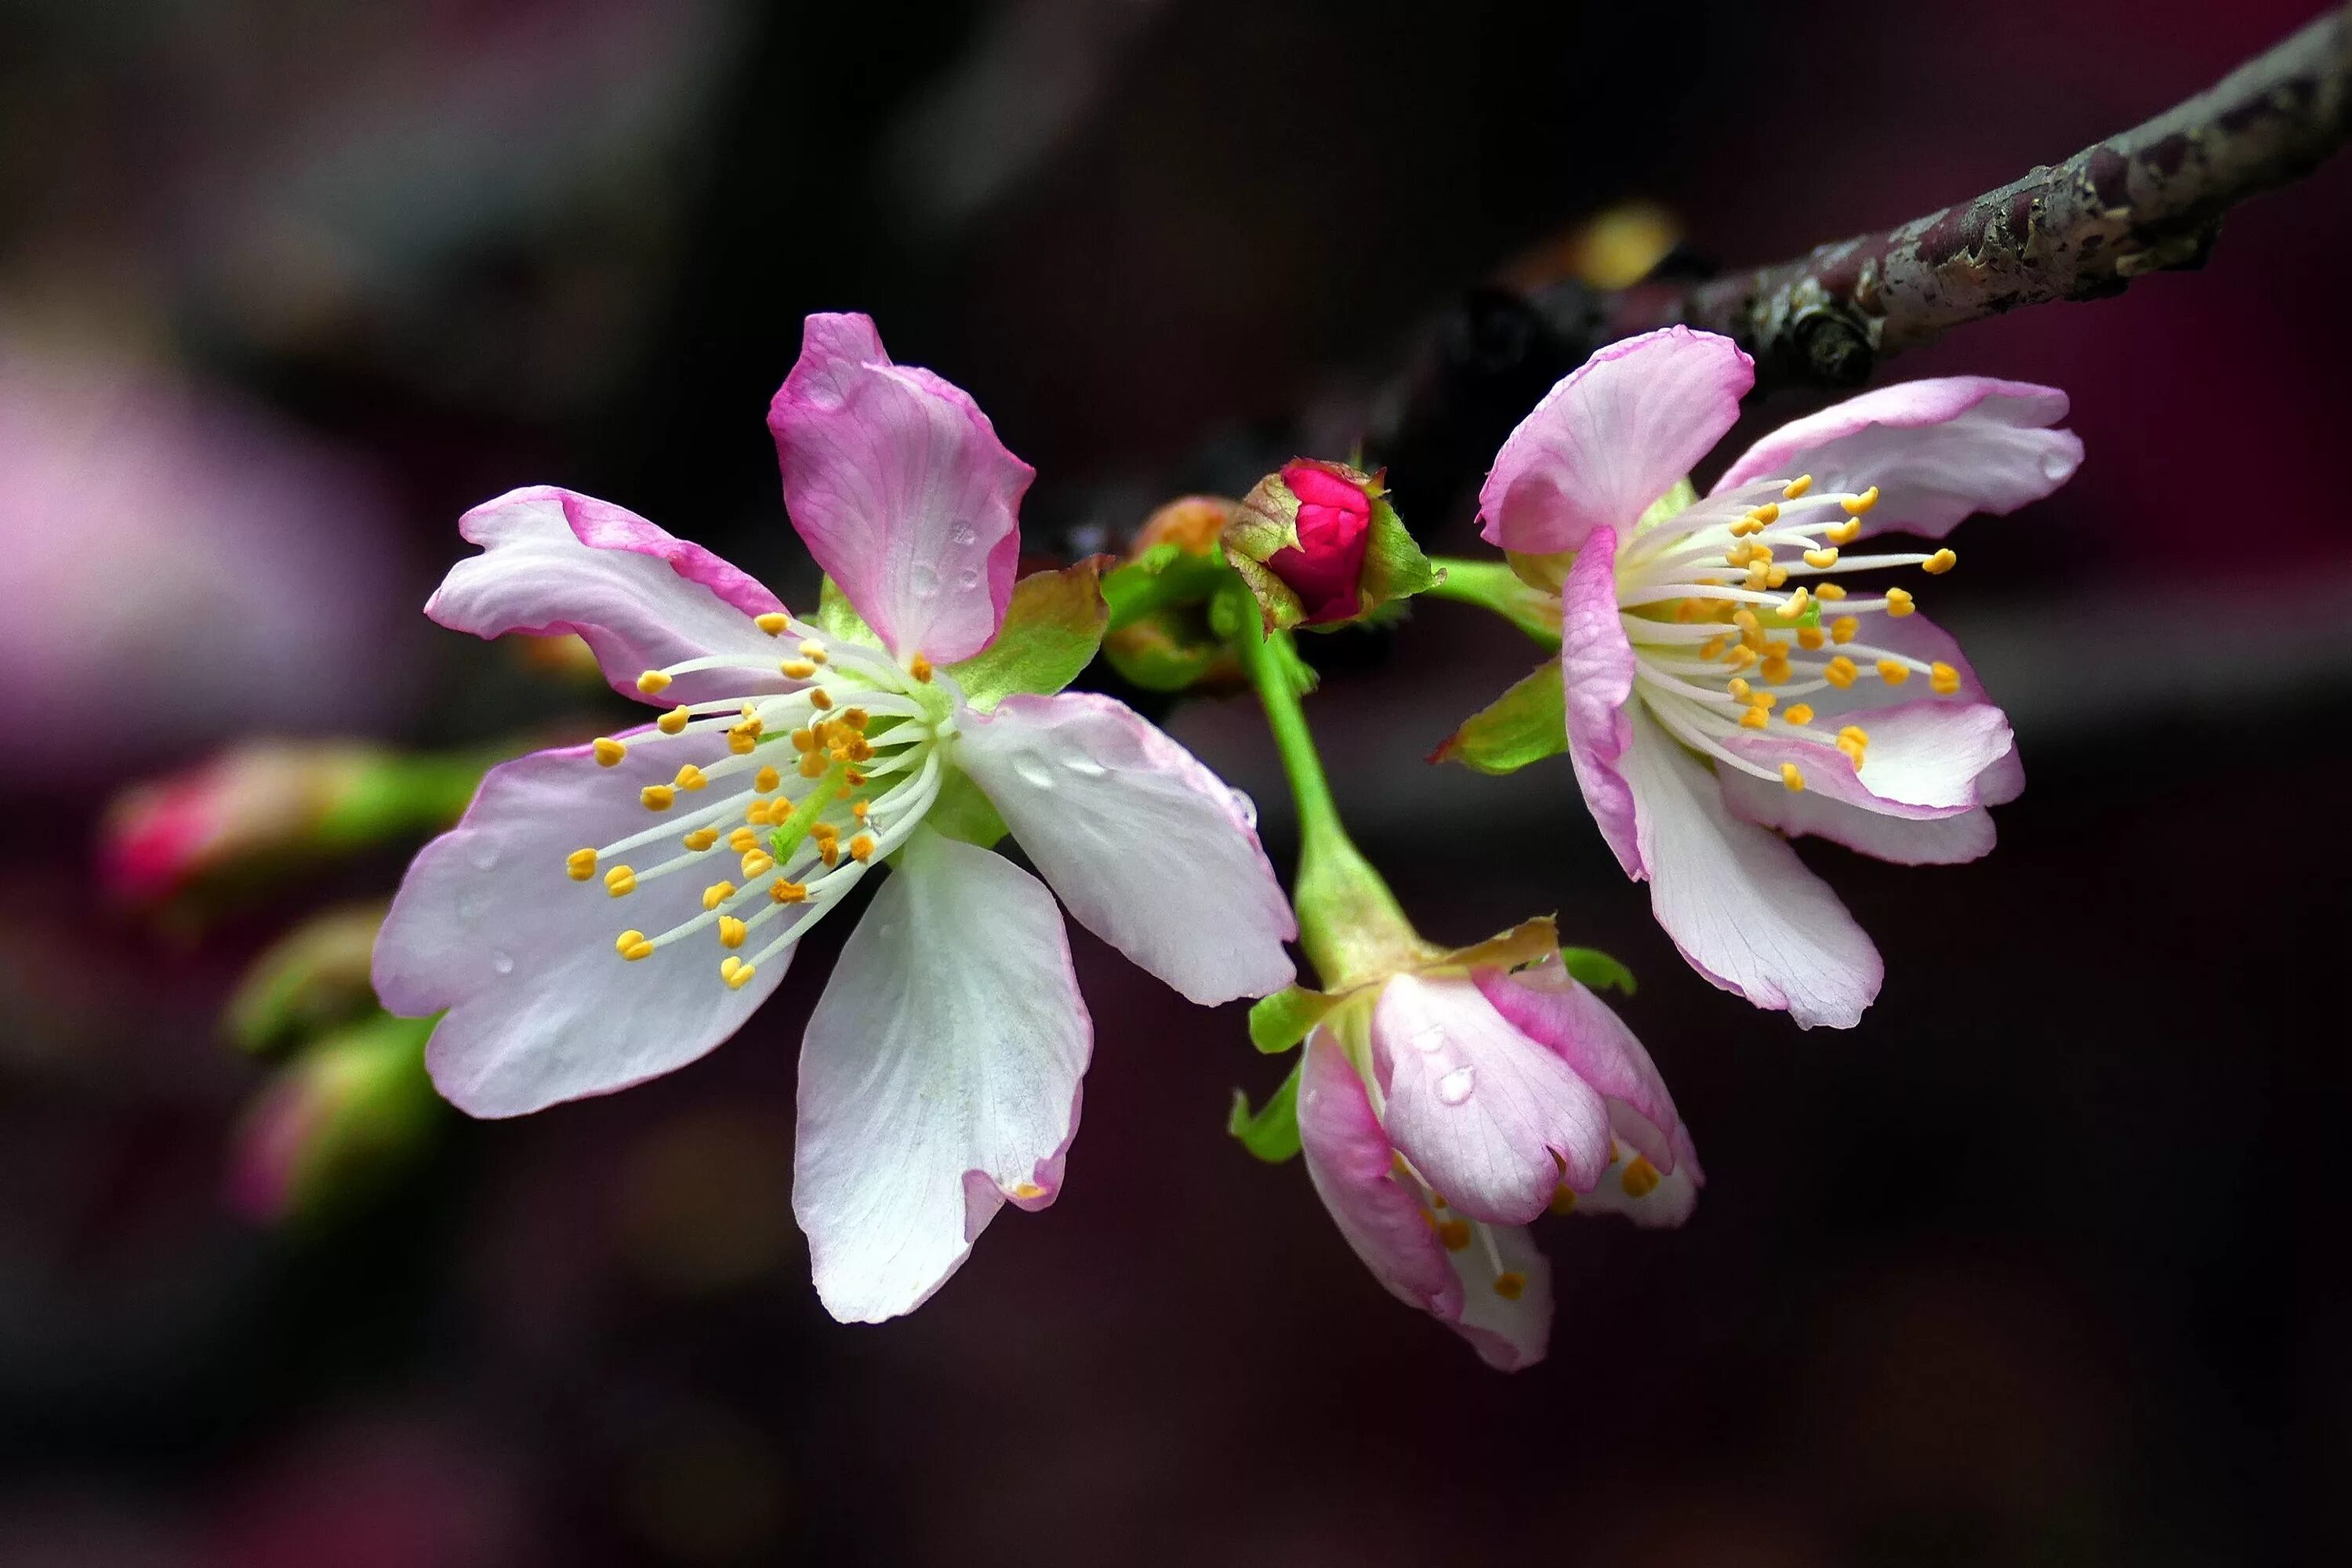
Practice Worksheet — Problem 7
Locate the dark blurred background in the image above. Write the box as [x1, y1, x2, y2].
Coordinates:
[4, 1, 2349, 1563]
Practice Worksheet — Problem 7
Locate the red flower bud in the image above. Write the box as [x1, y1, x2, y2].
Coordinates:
[1262, 461, 1374, 624]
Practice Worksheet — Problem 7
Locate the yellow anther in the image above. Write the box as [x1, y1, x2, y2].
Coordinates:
[1699, 634, 1729, 660]
[780, 659, 818, 680]
[1492, 1271, 1528, 1301]
[800, 641, 827, 662]
[1747, 689, 1777, 710]
[1780, 761, 1806, 793]
[1671, 597, 1699, 623]
[1763, 637, 1791, 658]
[1841, 485, 1880, 517]
[1884, 586, 1916, 617]
[1784, 703, 1815, 726]
[741, 851, 775, 879]
[789, 728, 817, 754]
[728, 827, 760, 854]
[851, 800, 871, 820]
[808, 688, 834, 711]
[636, 670, 673, 696]
[770, 880, 807, 904]
[728, 731, 757, 757]
[1744, 561, 1770, 590]
[755, 612, 788, 636]
[1782, 474, 1813, 499]
[1009, 1181, 1047, 1200]
[1738, 706, 1770, 729]
[848, 833, 877, 862]
[1726, 677, 1751, 700]
[1825, 519, 1863, 545]
[1548, 1185, 1578, 1216]
[1837, 724, 1869, 768]
[1797, 626, 1826, 651]
[797, 753, 827, 779]
[1877, 659, 1911, 685]
[848, 738, 875, 762]
[615, 930, 654, 961]
[844, 768, 869, 787]
[1751, 502, 1780, 525]
[753, 764, 781, 793]
[745, 799, 773, 826]
[721, 957, 757, 991]
[1765, 564, 1789, 588]
[819, 840, 840, 868]
[657, 706, 692, 735]
[593, 737, 627, 767]
[1725, 544, 1751, 568]
[1731, 609, 1760, 633]
[717, 916, 747, 949]
[673, 764, 707, 792]
[1815, 582, 1847, 601]
[604, 866, 637, 897]
[1838, 723, 1870, 746]
[683, 827, 720, 851]
[702, 880, 736, 911]
[1727, 519, 1760, 540]
[1803, 547, 1839, 569]
[640, 784, 675, 812]
[1436, 1218, 1472, 1251]
[1824, 655, 1860, 689]
[1779, 586, 1809, 618]
[1830, 615, 1860, 644]
[811, 822, 839, 843]
[1725, 644, 1758, 670]
[1923, 547, 1956, 575]
[909, 652, 934, 682]
[1759, 658, 1795, 686]
[1621, 1156, 1663, 1198]
[841, 708, 869, 731]
[566, 848, 598, 881]
[1930, 661, 1962, 695]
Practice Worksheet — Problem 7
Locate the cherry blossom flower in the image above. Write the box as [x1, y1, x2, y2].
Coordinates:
[1477, 328, 2082, 1028]
[375, 314, 1296, 1321]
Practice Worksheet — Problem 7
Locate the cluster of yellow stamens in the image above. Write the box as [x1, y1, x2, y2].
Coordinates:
[1615, 472, 1971, 794]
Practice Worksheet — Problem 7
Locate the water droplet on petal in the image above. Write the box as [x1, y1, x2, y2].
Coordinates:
[455, 893, 481, 923]
[954, 567, 981, 592]
[1227, 787, 1259, 830]
[1436, 1065, 1476, 1105]
[491, 949, 514, 975]
[909, 562, 940, 600]
[948, 522, 978, 547]
[2041, 450, 2074, 481]
[1062, 754, 1106, 779]
[1011, 753, 1055, 789]
[1410, 1025, 1448, 1054]
[470, 843, 499, 871]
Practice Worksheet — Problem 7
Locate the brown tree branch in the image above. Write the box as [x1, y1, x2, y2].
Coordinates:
[1616, 5, 2352, 388]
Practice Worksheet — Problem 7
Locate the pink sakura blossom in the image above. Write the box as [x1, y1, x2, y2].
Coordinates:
[375, 314, 1295, 1323]
[1297, 951, 1699, 1370]
[1479, 328, 2082, 1028]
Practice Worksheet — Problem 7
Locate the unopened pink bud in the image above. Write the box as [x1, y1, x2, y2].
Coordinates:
[1263, 461, 1374, 624]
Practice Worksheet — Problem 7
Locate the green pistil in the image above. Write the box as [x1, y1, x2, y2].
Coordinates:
[768, 759, 851, 865]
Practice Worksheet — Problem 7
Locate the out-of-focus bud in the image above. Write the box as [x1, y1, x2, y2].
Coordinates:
[100, 741, 486, 906]
[510, 631, 607, 686]
[226, 1012, 441, 1225]
[1225, 459, 1436, 633]
[1101, 496, 1250, 695]
[225, 902, 390, 1056]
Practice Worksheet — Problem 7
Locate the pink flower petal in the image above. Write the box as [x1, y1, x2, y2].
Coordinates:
[375, 740, 797, 1117]
[1618, 706, 1882, 1028]
[1479, 327, 1754, 554]
[1711, 378, 2081, 540]
[430, 486, 789, 705]
[1716, 776, 1998, 866]
[1725, 701, 2014, 817]
[793, 828, 1089, 1323]
[1370, 974, 1613, 1225]
[768, 313, 1032, 665]
[1475, 957, 1689, 1178]
[952, 691, 1295, 1004]
[1573, 1125, 1704, 1229]
[1559, 526, 1642, 877]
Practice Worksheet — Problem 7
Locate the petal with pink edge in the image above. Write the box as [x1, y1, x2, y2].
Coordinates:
[1711, 378, 2081, 540]
[1559, 527, 1642, 877]
[1475, 957, 1687, 1175]
[1371, 974, 1613, 1225]
[1718, 771, 1998, 866]
[1726, 701, 2013, 817]
[793, 827, 1089, 1324]
[768, 314, 1032, 666]
[953, 691, 1296, 1005]
[1620, 706, 1882, 1028]
[375, 740, 797, 1117]
[1479, 327, 1753, 555]
[1574, 1125, 1704, 1229]
[428, 487, 788, 706]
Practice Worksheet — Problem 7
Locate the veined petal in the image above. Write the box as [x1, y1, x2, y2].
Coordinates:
[1711, 377, 2081, 540]
[1765, 612, 2022, 808]
[374, 741, 793, 1117]
[1371, 974, 1613, 1225]
[1726, 701, 2014, 817]
[1620, 705, 1882, 1028]
[430, 487, 788, 705]
[1446, 1217, 1552, 1370]
[1475, 957, 1687, 1176]
[1479, 327, 1753, 555]
[768, 314, 1032, 666]
[1716, 775, 1998, 866]
[793, 827, 1089, 1324]
[952, 692, 1295, 1005]
[1560, 527, 1642, 877]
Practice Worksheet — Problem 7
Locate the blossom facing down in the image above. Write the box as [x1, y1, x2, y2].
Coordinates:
[375, 313, 1296, 1323]
[1294, 940, 1700, 1371]
[1478, 328, 2082, 1028]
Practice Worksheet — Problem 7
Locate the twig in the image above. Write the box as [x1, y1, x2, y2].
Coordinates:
[1613, 6, 2352, 388]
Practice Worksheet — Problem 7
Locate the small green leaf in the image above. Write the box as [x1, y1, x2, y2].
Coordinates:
[924, 771, 1009, 849]
[1227, 1058, 1303, 1163]
[1248, 985, 1338, 1053]
[815, 578, 887, 650]
[1356, 494, 1438, 612]
[1431, 661, 1566, 775]
[944, 558, 1111, 710]
[1558, 946, 1636, 995]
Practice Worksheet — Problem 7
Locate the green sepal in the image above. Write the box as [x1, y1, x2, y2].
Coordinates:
[1101, 546, 1234, 633]
[1227, 1058, 1304, 1163]
[1558, 946, 1636, 995]
[1355, 494, 1438, 615]
[924, 770, 1009, 849]
[1430, 660, 1566, 775]
[225, 903, 390, 1055]
[1102, 608, 1235, 692]
[944, 557, 1112, 710]
[814, 577, 887, 651]
[1248, 985, 1339, 1054]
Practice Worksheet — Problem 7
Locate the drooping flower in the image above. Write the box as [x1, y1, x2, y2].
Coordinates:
[1473, 327, 2082, 1028]
[1267, 922, 1699, 1371]
[375, 313, 1297, 1322]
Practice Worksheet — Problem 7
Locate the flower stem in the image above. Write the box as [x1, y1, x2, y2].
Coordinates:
[1421, 557, 1563, 648]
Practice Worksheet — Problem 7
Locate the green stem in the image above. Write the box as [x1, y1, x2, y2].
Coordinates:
[768, 759, 851, 863]
[1225, 591, 1425, 989]
[1423, 557, 1563, 648]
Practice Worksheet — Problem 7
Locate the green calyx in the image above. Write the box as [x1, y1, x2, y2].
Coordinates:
[1222, 460, 1439, 635]
[1431, 659, 1567, 775]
